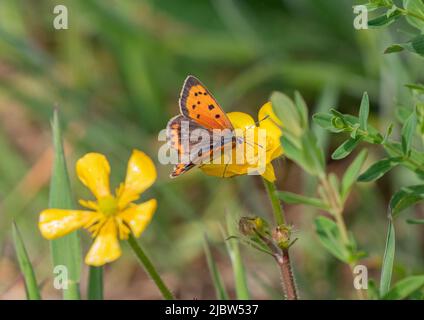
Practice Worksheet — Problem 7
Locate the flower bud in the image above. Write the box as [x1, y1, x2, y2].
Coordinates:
[272, 225, 291, 249]
[331, 116, 345, 129]
[238, 216, 267, 236]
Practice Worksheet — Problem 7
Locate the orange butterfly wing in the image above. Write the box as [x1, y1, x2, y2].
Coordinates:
[166, 115, 206, 178]
[179, 76, 234, 130]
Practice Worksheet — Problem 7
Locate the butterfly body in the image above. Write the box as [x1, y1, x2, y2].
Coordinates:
[167, 76, 238, 178]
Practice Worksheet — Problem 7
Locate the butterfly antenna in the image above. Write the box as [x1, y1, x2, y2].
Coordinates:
[268, 115, 283, 130]
[245, 115, 270, 130]
[256, 114, 270, 125]
[242, 115, 271, 149]
[244, 139, 264, 149]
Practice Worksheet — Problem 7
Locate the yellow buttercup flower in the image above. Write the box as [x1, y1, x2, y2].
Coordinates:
[39, 150, 157, 267]
[200, 102, 283, 182]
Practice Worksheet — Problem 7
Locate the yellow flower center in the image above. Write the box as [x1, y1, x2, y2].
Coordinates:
[98, 195, 118, 216]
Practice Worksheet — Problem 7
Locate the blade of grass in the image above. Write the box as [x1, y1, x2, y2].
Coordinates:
[12, 222, 41, 300]
[87, 267, 103, 300]
[127, 233, 174, 300]
[379, 220, 395, 297]
[223, 214, 250, 300]
[49, 110, 81, 300]
[203, 234, 229, 300]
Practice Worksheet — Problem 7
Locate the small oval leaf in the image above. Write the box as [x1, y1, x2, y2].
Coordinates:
[357, 157, 401, 182]
[331, 138, 360, 160]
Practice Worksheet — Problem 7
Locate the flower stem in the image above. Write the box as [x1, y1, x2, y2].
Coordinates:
[262, 178, 298, 300]
[263, 179, 285, 225]
[277, 249, 298, 300]
[88, 266, 103, 300]
[127, 234, 174, 300]
[320, 176, 365, 300]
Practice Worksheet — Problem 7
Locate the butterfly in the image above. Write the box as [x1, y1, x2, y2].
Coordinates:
[166, 75, 241, 178]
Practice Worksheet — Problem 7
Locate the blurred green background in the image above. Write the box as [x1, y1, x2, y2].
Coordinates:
[0, 0, 423, 299]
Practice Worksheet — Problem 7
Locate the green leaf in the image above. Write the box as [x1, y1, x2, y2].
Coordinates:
[383, 275, 424, 300]
[314, 216, 349, 263]
[389, 184, 424, 217]
[203, 235, 229, 300]
[368, 7, 402, 27]
[312, 113, 343, 133]
[49, 110, 82, 300]
[277, 191, 329, 210]
[294, 91, 308, 129]
[405, 83, 424, 92]
[280, 135, 301, 159]
[357, 157, 401, 182]
[224, 215, 250, 299]
[87, 267, 103, 300]
[401, 109, 417, 155]
[383, 123, 394, 143]
[385, 35, 424, 57]
[301, 130, 325, 175]
[282, 134, 324, 177]
[341, 149, 368, 201]
[331, 138, 360, 160]
[367, 279, 380, 300]
[271, 91, 302, 138]
[363, 1, 391, 12]
[343, 115, 383, 144]
[407, 218, 424, 224]
[384, 44, 406, 54]
[404, 0, 424, 30]
[12, 222, 41, 300]
[380, 221, 395, 297]
[358, 92, 369, 131]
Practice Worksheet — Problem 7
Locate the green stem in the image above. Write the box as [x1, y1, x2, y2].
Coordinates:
[383, 142, 423, 170]
[263, 179, 285, 225]
[88, 266, 103, 300]
[320, 176, 365, 300]
[63, 282, 81, 300]
[127, 234, 174, 300]
[262, 178, 298, 300]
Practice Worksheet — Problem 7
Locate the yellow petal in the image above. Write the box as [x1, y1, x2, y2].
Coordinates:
[118, 199, 157, 237]
[200, 164, 231, 178]
[79, 199, 99, 211]
[270, 144, 284, 160]
[266, 135, 284, 162]
[85, 218, 121, 266]
[39, 209, 96, 240]
[76, 153, 111, 199]
[118, 150, 157, 208]
[199, 109, 281, 180]
[258, 102, 283, 139]
[227, 112, 255, 130]
[261, 163, 276, 182]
